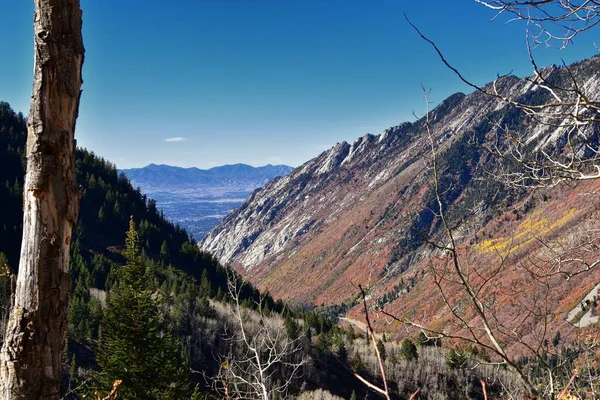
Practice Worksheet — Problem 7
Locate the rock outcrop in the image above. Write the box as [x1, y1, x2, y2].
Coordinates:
[201, 56, 600, 313]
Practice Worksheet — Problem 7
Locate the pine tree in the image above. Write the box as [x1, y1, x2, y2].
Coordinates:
[70, 353, 78, 382]
[284, 314, 300, 340]
[401, 338, 418, 362]
[305, 327, 312, 343]
[446, 348, 467, 369]
[97, 205, 106, 224]
[337, 341, 348, 363]
[98, 217, 189, 399]
[159, 240, 170, 264]
[376, 339, 386, 361]
[215, 286, 224, 301]
[199, 268, 212, 298]
[351, 352, 365, 374]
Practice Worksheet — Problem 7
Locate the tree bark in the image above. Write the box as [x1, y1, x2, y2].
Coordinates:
[0, 1, 84, 398]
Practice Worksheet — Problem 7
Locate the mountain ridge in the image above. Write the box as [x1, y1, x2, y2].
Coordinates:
[200, 55, 600, 326]
[121, 162, 294, 240]
[121, 163, 294, 190]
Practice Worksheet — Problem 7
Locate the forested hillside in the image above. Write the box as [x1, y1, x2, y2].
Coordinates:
[0, 102, 26, 268]
[0, 101, 395, 399]
[0, 100, 237, 308]
[0, 101, 538, 399]
[0, 101, 297, 397]
[200, 56, 600, 398]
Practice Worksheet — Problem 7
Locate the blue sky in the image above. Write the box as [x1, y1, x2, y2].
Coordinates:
[0, 1, 597, 169]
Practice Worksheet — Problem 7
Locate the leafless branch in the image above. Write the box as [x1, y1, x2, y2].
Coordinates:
[405, 6, 600, 188]
[213, 268, 306, 400]
[355, 284, 391, 400]
[475, 0, 600, 48]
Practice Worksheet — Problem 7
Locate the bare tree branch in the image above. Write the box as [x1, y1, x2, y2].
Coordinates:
[213, 269, 306, 399]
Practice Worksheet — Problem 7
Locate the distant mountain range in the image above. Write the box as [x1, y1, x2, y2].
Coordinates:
[120, 163, 294, 240]
[122, 163, 293, 191]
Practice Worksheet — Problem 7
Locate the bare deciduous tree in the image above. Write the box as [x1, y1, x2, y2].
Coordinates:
[353, 284, 392, 400]
[406, 0, 600, 188]
[475, 0, 600, 48]
[354, 284, 421, 400]
[0, 1, 84, 398]
[383, 13, 600, 396]
[376, 91, 600, 399]
[214, 270, 306, 400]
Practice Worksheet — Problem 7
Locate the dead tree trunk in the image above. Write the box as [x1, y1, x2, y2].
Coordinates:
[0, 1, 84, 398]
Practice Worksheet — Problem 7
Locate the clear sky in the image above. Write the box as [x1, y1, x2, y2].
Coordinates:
[0, 1, 597, 169]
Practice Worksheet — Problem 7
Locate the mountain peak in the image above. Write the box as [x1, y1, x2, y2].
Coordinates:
[200, 56, 600, 308]
[121, 163, 294, 191]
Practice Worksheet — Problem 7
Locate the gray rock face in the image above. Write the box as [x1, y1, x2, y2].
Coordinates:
[200, 56, 600, 303]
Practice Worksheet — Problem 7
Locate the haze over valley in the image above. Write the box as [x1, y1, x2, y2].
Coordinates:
[121, 163, 293, 239]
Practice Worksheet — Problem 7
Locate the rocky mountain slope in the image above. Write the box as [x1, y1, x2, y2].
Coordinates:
[201, 56, 600, 336]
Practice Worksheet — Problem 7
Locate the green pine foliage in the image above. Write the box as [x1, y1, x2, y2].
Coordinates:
[446, 348, 468, 369]
[0, 101, 351, 398]
[199, 268, 212, 298]
[98, 218, 189, 399]
[350, 352, 365, 375]
[315, 332, 332, 352]
[376, 339, 386, 361]
[401, 338, 418, 362]
[284, 314, 301, 340]
[337, 341, 348, 363]
[0, 101, 236, 339]
[0, 102, 26, 269]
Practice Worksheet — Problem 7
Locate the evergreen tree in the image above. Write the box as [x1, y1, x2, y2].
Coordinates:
[97, 205, 106, 224]
[305, 327, 312, 343]
[552, 331, 561, 347]
[70, 353, 78, 382]
[199, 268, 212, 298]
[315, 332, 331, 353]
[215, 286, 224, 302]
[351, 352, 365, 374]
[446, 348, 467, 369]
[401, 338, 418, 362]
[337, 341, 348, 363]
[284, 314, 300, 340]
[98, 217, 189, 399]
[159, 240, 170, 264]
[376, 339, 386, 361]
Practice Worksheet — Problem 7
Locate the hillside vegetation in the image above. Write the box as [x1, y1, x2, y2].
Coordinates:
[0, 102, 333, 398]
[201, 56, 600, 397]
[0, 100, 564, 399]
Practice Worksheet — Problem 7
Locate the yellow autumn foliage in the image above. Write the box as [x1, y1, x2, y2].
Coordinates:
[476, 208, 580, 257]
